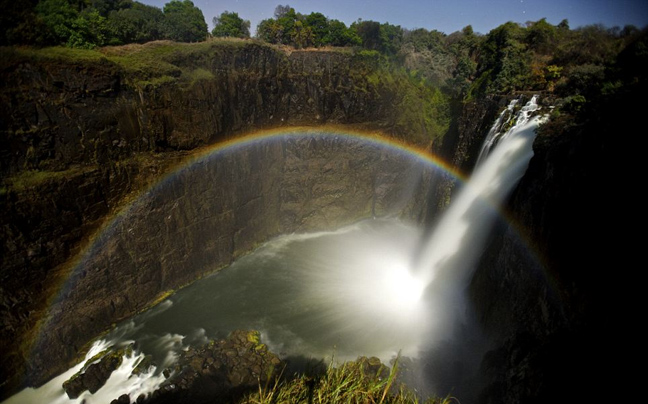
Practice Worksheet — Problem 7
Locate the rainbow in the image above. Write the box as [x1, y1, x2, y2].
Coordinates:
[25, 126, 550, 378]
[169, 126, 466, 181]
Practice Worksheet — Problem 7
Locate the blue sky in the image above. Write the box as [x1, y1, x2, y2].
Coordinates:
[140, 0, 648, 35]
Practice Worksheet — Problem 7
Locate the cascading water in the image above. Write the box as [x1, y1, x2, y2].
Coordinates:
[413, 95, 544, 338]
[475, 98, 519, 166]
[3, 96, 545, 404]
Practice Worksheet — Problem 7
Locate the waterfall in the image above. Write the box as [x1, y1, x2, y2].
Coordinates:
[2, 96, 547, 404]
[474, 99, 518, 166]
[475, 96, 540, 166]
[414, 96, 544, 292]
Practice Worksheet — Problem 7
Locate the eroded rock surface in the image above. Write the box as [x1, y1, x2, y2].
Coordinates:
[0, 42, 443, 396]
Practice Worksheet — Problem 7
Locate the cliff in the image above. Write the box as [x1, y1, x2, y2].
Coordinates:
[469, 87, 636, 404]
[0, 40, 447, 397]
[1, 34, 637, 403]
[0, 40, 447, 177]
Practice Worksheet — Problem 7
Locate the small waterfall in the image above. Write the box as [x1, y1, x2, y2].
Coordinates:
[475, 98, 519, 166]
[415, 95, 544, 294]
[475, 96, 540, 166]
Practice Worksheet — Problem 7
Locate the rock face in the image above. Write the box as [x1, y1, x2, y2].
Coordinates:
[0, 42, 444, 398]
[0, 42, 431, 178]
[63, 349, 125, 398]
[4, 132, 437, 395]
[141, 330, 283, 404]
[468, 98, 625, 403]
[2, 39, 625, 404]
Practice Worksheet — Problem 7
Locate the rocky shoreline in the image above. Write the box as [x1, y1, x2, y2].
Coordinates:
[60, 330, 282, 404]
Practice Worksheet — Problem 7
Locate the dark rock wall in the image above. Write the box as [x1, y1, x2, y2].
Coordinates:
[2, 39, 620, 404]
[0, 45, 399, 178]
[469, 102, 624, 403]
[427, 96, 503, 219]
[17, 134, 437, 392]
[0, 43, 439, 397]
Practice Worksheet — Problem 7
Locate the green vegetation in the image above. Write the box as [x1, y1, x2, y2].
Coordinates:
[212, 11, 251, 39]
[2, 166, 96, 191]
[353, 20, 403, 55]
[347, 50, 451, 145]
[162, 0, 208, 43]
[0, 0, 208, 48]
[256, 5, 361, 48]
[467, 19, 644, 98]
[2, 38, 261, 89]
[3, 2, 644, 107]
[243, 356, 455, 404]
[538, 26, 648, 141]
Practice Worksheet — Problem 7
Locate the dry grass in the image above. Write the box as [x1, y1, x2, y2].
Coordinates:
[241, 357, 458, 404]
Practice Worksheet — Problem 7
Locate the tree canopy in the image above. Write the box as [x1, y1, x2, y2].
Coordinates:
[2, 0, 645, 108]
[212, 11, 250, 38]
[256, 5, 360, 48]
[0, 0, 208, 47]
[162, 0, 208, 42]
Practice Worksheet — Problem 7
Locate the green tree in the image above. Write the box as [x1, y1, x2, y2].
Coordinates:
[273, 4, 291, 19]
[35, 0, 80, 45]
[290, 20, 314, 48]
[91, 0, 132, 16]
[379, 22, 403, 55]
[162, 0, 207, 42]
[525, 18, 557, 54]
[212, 11, 250, 38]
[474, 21, 530, 93]
[304, 12, 328, 46]
[353, 20, 382, 50]
[445, 25, 481, 96]
[558, 19, 570, 30]
[66, 7, 109, 48]
[275, 6, 298, 44]
[106, 2, 165, 44]
[256, 18, 283, 43]
[323, 19, 361, 46]
[256, 5, 298, 45]
[352, 20, 403, 54]
[255, 6, 359, 48]
[0, 0, 47, 45]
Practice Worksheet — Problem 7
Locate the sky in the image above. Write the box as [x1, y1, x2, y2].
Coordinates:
[140, 0, 648, 35]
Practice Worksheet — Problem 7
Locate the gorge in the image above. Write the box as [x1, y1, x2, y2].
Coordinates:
[1, 30, 642, 404]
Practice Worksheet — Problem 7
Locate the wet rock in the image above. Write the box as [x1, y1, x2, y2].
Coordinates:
[132, 355, 153, 375]
[353, 356, 390, 381]
[111, 394, 131, 404]
[138, 330, 283, 404]
[63, 350, 124, 398]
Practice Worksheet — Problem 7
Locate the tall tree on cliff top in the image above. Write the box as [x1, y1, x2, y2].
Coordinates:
[304, 12, 328, 46]
[212, 11, 250, 38]
[324, 19, 361, 46]
[106, 2, 165, 44]
[352, 20, 403, 54]
[162, 0, 207, 42]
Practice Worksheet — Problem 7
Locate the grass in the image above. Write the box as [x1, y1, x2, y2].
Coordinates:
[241, 356, 458, 404]
[1, 39, 274, 90]
[0, 45, 107, 66]
[2, 166, 96, 192]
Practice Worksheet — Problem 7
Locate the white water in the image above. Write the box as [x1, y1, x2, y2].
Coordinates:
[4, 98, 544, 403]
[475, 98, 519, 166]
[3, 220, 430, 404]
[413, 96, 543, 336]
[475, 95, 541, 166]
[2, 338, 170, 404]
